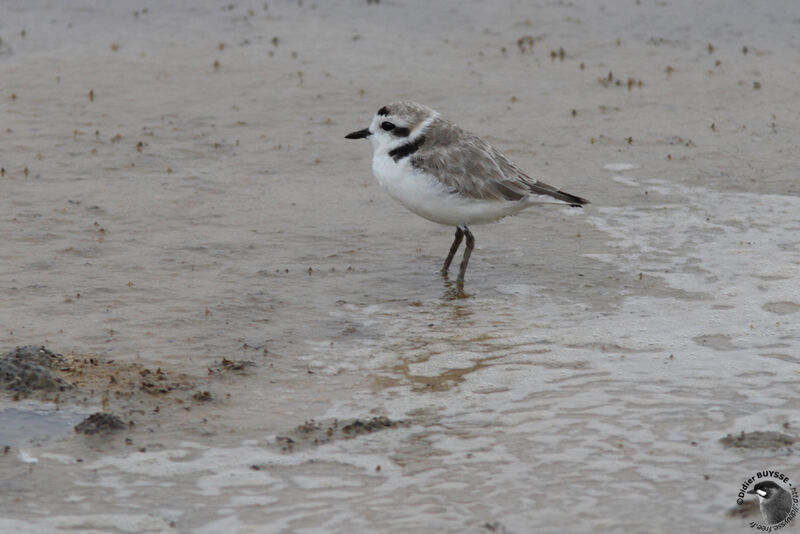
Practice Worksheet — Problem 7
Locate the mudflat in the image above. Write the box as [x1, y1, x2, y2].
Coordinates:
[1, 1, 798, 532]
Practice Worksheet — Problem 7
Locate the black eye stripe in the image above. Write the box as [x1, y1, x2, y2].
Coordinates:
[379, 121, 410, 137]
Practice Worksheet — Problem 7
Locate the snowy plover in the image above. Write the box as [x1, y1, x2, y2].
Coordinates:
[345, 101, 588, 283]
[748, 480, 794, 525]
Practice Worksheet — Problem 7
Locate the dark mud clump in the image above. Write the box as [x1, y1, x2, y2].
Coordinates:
[341, 416, 399, 436]
[720, 431, 796, 449]
[192, 390, 212, 402]
[275, 416, 407, 452]
[275, 435, 296, 452]
[0, 346, 73, 397]
[74, 412, 128, 435]
[1, 344, 230, 444]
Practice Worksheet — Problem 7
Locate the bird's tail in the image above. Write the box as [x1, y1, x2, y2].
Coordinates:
[528, 181, 589, 207]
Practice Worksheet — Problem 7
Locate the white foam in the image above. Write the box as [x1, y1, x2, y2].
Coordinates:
[18, 450, 38, 463]
[611, 174, 640, 187]
[603, 163, 640, 171]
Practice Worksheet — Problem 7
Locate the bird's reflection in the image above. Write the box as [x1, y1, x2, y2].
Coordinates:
[441, 273, 471, 301]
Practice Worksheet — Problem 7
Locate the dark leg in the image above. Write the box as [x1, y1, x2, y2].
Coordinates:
[442, 227, 464, 273]
[457, 226, 474, 283]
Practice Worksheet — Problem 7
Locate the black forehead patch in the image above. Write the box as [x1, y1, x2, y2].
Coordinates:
[377, 106, 389, 116]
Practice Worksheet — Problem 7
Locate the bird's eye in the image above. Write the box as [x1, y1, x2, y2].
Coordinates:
[381, 122, 395, 131]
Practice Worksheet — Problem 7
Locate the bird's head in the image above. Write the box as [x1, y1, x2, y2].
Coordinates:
[747, 480, 784, 501]
[345, 101, 437, 153]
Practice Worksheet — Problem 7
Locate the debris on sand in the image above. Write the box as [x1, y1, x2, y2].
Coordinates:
[275, 416, 407, 453]
[192, 390, 212, 402]
[0, 346, 73, 397]
[208, 358, 254, 375]
[74, 412, 127, 435]
[720, 431, 796, 449]
[341, 416, 399, 436]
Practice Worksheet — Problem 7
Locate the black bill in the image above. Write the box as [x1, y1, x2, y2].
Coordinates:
[345, 128, 371, 139]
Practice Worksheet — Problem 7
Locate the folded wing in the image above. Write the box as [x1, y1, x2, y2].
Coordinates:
[410, 121, 588, 207]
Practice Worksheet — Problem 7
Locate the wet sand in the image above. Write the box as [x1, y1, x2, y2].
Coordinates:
[1, 0, 799, 532]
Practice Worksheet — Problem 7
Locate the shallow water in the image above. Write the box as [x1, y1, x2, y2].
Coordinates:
[1, 0, 799, 532]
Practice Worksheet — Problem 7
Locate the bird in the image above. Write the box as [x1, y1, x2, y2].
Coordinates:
[747, 480, 794, 525]
[345, 101, 588, 284]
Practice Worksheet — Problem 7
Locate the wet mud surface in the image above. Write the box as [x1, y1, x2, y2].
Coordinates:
[1, 1, 800, 532]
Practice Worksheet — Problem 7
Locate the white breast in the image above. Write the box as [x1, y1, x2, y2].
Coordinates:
[371, 152, 528, 226]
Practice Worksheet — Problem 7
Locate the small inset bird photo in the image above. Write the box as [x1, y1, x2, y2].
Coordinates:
[747, 480, 796, 526]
